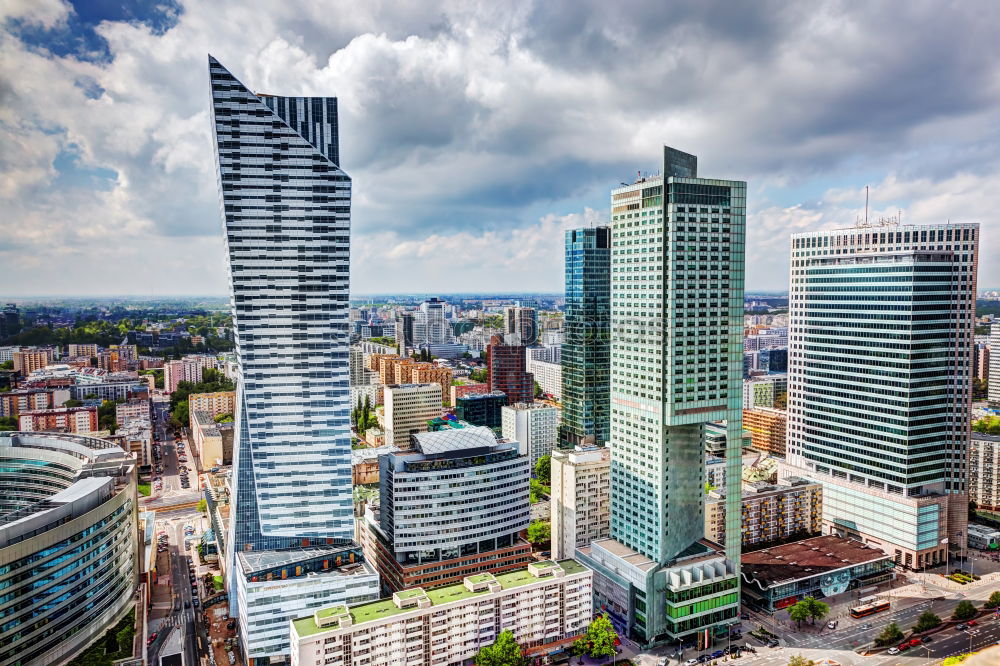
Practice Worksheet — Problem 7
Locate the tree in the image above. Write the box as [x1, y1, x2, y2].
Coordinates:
[63, 399, 83, 407]
[470, 368, 488, 383]
[214, 413, 234, 423]
[526, 520, 550, 545]
[914, 610, 941, 632]
[534, 381, 544, 399]
[474, 629, 525, 666]
[0, 361, 11, 370]
[952, 600, 977, 620]
[197, 499, 208, 514]
[788, 657, 815, 666]
[874, 622, 903, 647]
[789, 602, 810, 628]
[801, 596, 829, 624]
[584, 613, 617, 658]
[985, 591, 1000, 609]
[534, 455, 551, 485]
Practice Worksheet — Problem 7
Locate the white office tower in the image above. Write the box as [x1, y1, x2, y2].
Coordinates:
[784, 222, 979, 570]
[501, 402, 559, 469]
[412, 298, 451, 345]
[209, 56, 378, 662]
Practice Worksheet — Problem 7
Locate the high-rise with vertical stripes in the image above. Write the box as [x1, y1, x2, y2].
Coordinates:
[783, 222, 979, 571]
[576, 147, 745, 647]
[209, 56, 378, 663]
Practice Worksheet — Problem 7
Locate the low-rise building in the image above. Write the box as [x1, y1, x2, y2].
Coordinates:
[551, 446, 611, 560]
[19, 405, 99, 433]
[190, 410, 233, 466]
[289, 560, 593, 666]
[705, 477, 822, 551]
[741, 534, 896, 613]
[967, 524, 1000, 550]
[502, 402, 559, 470]
[743, 408, 787, 457]
[970, 433, 1000, 512]
[351, 445, 397, 485]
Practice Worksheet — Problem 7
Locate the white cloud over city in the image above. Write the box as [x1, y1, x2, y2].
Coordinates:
[1, 0, 999, 296]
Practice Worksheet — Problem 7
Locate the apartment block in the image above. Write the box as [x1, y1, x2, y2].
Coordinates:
[13, 348, 56, 374]
[19, 406, 99, 434]
[742, 375, 788, 410]
[742, 408, 787, 457]
[410, 363, 453, 405]
[705, 477, 822, 550]
[383, 384, 441, 450]
[501, 402, 559, 470]
[526, 357, 561, 401]
[115, 398, 151, 425]
[164, 358, 203, 394]
[551, 446, 611, 560]
[991, 325, 1000, 405]
[188, 391, 237, 420]
[191, 410, 233, 466]
[392, 358, 417, 385]
[974, 342, 990, 382]
[290, 561, 593, 666]
[0, 388, 68, 417]
[66, 344, 99, 358]
[970, 433, 1000, 512]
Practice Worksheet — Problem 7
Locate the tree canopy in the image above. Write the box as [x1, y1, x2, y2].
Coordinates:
[534, 455, 551, 484]
[874, 622, 903, 647]
[582, 613, 617, 658]
[952, 600, 977, 620]
[473, 629, 525, 666]
[526, 520, 550, 545]
[914, 610, 941, 632]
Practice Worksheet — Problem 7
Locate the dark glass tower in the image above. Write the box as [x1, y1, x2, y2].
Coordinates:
[559, 226, 611, 447]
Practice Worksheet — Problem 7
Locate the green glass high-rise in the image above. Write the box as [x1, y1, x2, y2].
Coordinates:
[560, 226, 611, 448]
[577, 147, 745, 647]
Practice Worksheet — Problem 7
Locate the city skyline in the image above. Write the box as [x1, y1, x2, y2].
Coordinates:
[4, 2, 1000, 296]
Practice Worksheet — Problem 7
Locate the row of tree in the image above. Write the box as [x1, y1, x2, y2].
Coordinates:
[873, 592, 1000, 648]
[352, 395, 378, 437]
[474, 614, 618, 665]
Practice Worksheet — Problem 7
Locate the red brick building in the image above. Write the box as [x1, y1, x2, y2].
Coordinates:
[487, 335, 534, 405]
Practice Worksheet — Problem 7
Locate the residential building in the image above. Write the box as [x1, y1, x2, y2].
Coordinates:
[19, 406, 99, 433]
[576, 147, 745, 645]
[741, 535, 894, 613]
[210, 56, 378, 662]
[967, 524, 1000, 550]
[410, 363, 453, 405]
[704, 477, 822, 551]
[551, 446, 611, 560]
[0, 432, 137, 665]
[784, 222, 979, 571]
[487, 335, 534, 404]
[163, 357, 203, 393]
[742, 408, 787, 457]
[361, 427, 532, 592]
[0, 347, 19, 363]
[455, 391, 508, 429]
[97, 349, 125, 372]
[390, 358, 416, 384]
[505, 305, 538, 345]
[191, 410, 233, 466]
[67, 343, 99, 358]
[526, 356, 561, 401]
[529, 344, 562, 364]
[973, 341, 990, 382]
[351, 445, 396, 485]
[13, 347, 56, 374]
[188, 391, 236, 420]
[450, 381, 488, 405]
[0, 387, 69, 417]
[991, 325, 1000, 405]
[560, 227, 611, 448]
[383, 383, 441, 449]
[290, 561, 593, 666]
[111, 418, 153, 465]
[115, 398, 151, 425]
[970, 433, 1000, 511]
[501, 402, 559, 470]
[349, 347, 374, 386]
[742, 375, 788, 410]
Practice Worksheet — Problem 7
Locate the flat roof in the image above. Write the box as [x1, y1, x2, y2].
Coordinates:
[742, 535, 892, 588]
[292, 559, 587, 638]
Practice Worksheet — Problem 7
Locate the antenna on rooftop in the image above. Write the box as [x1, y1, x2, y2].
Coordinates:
[864, 186, 869, 226]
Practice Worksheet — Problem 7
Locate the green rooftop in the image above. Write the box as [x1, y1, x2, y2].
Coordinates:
[315, 605, 347, 619]
[292, 560, 590, 638]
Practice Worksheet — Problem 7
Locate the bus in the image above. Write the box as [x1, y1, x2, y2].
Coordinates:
[849, 600, 890, 618]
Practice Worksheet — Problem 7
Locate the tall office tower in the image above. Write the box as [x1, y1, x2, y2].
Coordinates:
[560, 226, 611, 447]
[412, 297, 450, 345]
[990, 325, 1000, 405]
[487, 334, 535, 404]
[209, 56, 379, 662]
[504, 305, 538, 345]
[395, 312, 414, 351]
[577, 147, 745, 646]
[784, 222, 979, 571]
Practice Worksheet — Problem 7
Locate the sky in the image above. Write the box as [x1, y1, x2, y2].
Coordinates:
[2, 0, 999, 297]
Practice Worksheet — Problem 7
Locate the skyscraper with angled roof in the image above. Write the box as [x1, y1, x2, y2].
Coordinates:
[209, 55, 378, 663]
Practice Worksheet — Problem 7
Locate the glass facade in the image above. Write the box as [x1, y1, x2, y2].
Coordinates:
[560, 226, 611, 448]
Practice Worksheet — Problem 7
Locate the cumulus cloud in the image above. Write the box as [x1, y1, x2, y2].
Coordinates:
[1, 0, 999, 296]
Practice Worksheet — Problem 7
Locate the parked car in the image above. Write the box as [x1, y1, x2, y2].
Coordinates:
[710, 650, 724, 659]
[193, 599, 200, 608]
[827, 620, 837, 629]
[907, 639, 921, 647]
[967, 620, 977, 627]
[956, 624, 968, 631]
[766, 639, 779, 648]
[897, 643, 909, 652]
[921, 635, 933, 643]
[887, 647, 900, 655]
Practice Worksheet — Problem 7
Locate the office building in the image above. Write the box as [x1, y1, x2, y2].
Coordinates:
[991, 325, 1000, 405]
[383, 383, 441, 449]
[12, 347, 56, 374]
[210, 56, 378, 662]
[290, 561, 592, 666]
[742, 408, 787, 457]
[970, 433, 1000, 512]
[0, 432, 137, 665]
[395, 312, 415, 351]
[412, 298, 450, 346]
[505, 305, 538, 345]
[704, 477, 822, 551]
[576, 147, 745, 645]
[487, 335, 534, 404]
[361, 427, 533, 592]
[163, 357, 203, 394]
[526, 356, 561, 401]
[19, 405, 99, 433]
[741, 535, 894, 613]
[501, 402, 559, 469]
[742, 375, 788, 410]
[455, 391, 508, 429]
[551, 446, 611, 560]
[561, 226, 611, 448]
[784, 222, 979, 571]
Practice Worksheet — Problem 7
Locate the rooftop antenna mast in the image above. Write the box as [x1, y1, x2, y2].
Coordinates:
[865, 186, 869, 226]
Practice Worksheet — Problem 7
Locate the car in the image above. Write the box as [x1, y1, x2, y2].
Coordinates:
[887, 647, 900, 655]
[897, 643, 909, 652]
[184, 601, 190, 608]
[193, 599, 200, 607]
[922, 635, 933, 643]
[967, 619, 977, 627]
[741, 612, 750, 619]
[684, 660, 698, 665]
[710, 650, 724, 659]
[908, 639, 921, 647]
[861, 623, 872, 629]
[766, 639, 779, 648]
[827, 620, 837, 629]
[956, 623, 968, 631]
